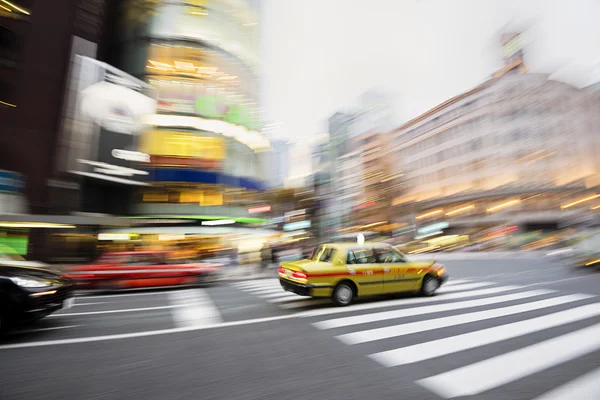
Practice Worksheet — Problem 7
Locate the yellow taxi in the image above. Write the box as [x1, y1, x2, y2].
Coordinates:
[278, 241, 448, 306]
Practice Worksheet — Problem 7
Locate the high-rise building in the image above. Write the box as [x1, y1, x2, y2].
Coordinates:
[0, 0, 116, 214]
[96, 0, 271, 221]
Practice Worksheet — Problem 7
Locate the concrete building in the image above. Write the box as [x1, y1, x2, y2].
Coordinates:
[264, 139, 290, 188]
[389, 68, 600, 232]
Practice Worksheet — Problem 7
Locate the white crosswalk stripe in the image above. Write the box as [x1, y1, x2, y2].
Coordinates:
[436, 281, 494, 293]
[312, 289, 553, 329]
[417, 323, 600, 398]
[370, 301, 600, 366]
[337, 294, 593, 345]
[288, 277, 600, 399]
[533, 366, 600, 400]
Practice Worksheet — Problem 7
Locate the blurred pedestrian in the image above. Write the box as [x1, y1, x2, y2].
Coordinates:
[260, 244, 272, 270]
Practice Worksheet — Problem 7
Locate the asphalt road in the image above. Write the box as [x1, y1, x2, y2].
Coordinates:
[2, 255, 600, 400]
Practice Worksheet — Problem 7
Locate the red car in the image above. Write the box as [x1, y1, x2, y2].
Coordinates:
[64, 251, 221, 290]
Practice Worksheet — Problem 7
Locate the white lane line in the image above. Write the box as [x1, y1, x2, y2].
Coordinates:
[533, 366, 600, 400]
[268, 294, 309, 303]
[370, 301, 600, 366]
[78, 292, 166, 300]
[0, 314, 298, 350]
[279, 299, 332, 309]
[443, 279, 473, 286]
[50, 305, 179, 317]
[73, 302, 108, 307]
[416, 322, 600, 399]
[437, 282, 494, 293]
[311, 289, 552, 329]
[338, 294, 594, 345]
[168, 289, 222, 328]
[10, 325, 80, 334]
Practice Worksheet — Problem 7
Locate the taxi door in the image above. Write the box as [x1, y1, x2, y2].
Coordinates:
[376, 247, 418, 293]
[346, 248, 383, 296]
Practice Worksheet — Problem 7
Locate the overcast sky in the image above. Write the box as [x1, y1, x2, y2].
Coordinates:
[259, 0, 600, 182]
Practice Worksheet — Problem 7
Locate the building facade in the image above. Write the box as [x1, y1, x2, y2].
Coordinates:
[390, 69, 600, 233]
[103, 0, 270, 221]
[0, 0, 116, 214]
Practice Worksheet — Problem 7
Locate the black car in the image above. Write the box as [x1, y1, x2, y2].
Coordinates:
[0, 262, 75, 332]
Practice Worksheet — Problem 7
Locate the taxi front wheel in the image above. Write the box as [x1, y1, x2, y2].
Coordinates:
[420, 275, 439, 296]
[332, 282, 355, 306]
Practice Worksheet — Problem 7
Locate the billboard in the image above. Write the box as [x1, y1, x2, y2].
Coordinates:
[61, 56, 156, 186]
[139, 130, 225, 169]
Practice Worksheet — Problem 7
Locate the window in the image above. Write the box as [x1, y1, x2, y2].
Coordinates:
[347, 248, 377, 264]
[319, 248, 336, 263]
[310, 245, 324, 261]
[376, 247, 406, 263]
[128, 254, 160, 266]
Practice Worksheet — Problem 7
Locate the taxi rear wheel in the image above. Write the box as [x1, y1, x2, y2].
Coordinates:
[332, 282, 355, 306]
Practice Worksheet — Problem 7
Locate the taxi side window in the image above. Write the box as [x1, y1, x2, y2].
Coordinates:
[319, 248, 336, 262]
[376, 248, 405, 263]
[349, 248, 377, 264]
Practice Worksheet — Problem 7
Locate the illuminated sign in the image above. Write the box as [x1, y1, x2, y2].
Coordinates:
[417, 222, 449, 236]
[284, 220, 311, 231]
[140, 130, 225, 160]
[248, 205, 271, 214]
[151, 79, 258, 130]
[112, 149, 150, 163]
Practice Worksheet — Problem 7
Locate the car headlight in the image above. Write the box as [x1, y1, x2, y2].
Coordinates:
[9, 277, 51, 288]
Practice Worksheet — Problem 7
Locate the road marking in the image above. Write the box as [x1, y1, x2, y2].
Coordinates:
[78, 292, 166, 300]
[73, 302, 107, 307]
[50, 305, 179, 317]
[268, 294, 309, 303]
[279, 299, 332, 309]
[370, 301, 600, 366]
[533, 366, 600, 400]
[231, 280, 278, 288]
[437, 282, 493, 293]
[9, 325, 80, 335]
[338, 293, 594, 345]
[443, 279, 472, 286]
[311, 289, 552, 329]
[245, 287, 282, 294]
[0, 314, 298, 350]
[259, 291, 294, 298]
[520, 275, 595, 287]
[168, 289, 222, 328]
[416, 322, 600, 399]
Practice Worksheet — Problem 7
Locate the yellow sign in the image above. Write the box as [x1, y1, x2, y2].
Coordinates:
[140, 130, 225, 160]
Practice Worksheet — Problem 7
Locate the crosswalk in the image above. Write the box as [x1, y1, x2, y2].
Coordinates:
[232, 277, 600, 399]
[231, 279, 332, 309]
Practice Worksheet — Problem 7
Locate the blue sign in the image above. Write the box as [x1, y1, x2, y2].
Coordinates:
[284, 220, 311, 231]
[0, 170, 24, 194]
[417, 222, 449, 235]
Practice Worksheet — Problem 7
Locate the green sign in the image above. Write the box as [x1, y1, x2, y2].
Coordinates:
[194, 96, 256, 130]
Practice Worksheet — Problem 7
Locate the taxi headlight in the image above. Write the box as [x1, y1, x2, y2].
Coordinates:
[10, 277, 51, 288]
[436, 267, 446, 276]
